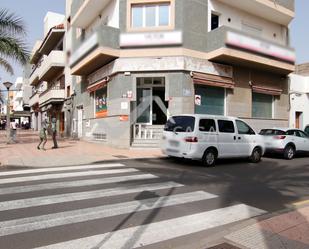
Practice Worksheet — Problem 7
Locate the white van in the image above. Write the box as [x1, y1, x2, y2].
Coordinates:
[161, 115, 265, 166]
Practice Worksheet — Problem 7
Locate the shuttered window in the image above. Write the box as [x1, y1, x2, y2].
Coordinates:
[252, 93, 273, 118]
[195, 85, 225, 115]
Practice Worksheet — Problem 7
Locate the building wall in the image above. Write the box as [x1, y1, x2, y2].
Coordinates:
[44, 12, 65, 36]
[208, 0, 288, 45]
[289, 73, 309, 129]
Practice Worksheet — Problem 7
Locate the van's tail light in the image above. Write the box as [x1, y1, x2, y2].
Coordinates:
[274, 135, 286, 140]
[184, 137, 198, 143]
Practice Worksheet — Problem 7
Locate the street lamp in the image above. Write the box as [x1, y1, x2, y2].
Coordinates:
[3, 82, 13, 143]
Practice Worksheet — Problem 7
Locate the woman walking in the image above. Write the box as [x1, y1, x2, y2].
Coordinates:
[37, 120, 47, 150]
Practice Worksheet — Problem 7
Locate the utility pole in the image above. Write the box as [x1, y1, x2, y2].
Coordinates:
[3, 82, 13, 143]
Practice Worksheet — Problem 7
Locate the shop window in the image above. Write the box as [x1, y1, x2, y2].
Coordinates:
[95, 87, 108, 118]
[131, 2, 171, 29]
[195, 85, 225, 115]
[211, 13, 220, 30]
[252, 93, 273, 118]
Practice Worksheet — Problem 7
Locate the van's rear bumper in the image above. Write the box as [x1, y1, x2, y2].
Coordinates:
[162, 148, 201, 160]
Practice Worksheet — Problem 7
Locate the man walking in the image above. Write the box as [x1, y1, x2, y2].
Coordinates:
[51, 117, 58, 149]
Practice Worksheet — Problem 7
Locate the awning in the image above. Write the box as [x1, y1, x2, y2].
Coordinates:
[252, 85, 282, 96]
[87, 78, 108, 93]
[192, 72, 235, 89]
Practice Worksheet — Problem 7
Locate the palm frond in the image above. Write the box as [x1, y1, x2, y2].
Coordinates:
[0, 57, 13, 75]
[0, 9, 26, 36]
[0, 33, 30, 65]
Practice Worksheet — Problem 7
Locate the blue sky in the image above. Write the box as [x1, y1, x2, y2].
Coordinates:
[0, 0, 308, 87]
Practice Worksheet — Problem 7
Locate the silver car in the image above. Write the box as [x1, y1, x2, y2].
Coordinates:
[260, 128, 309, 160]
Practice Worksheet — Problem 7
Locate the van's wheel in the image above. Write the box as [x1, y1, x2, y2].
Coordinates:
[284, 145, 295, 160]
[250, 147, 262, 163]
[202, 149, 217, 167]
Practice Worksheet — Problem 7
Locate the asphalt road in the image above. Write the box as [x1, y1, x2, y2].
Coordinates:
[0, 156, 308, 249]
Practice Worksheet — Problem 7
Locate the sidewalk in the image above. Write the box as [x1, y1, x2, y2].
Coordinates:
[222, 203, 309, 249]
[0, 130, 163, 167]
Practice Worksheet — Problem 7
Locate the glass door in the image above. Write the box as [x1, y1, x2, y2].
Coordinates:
[137, 88, 152, 124]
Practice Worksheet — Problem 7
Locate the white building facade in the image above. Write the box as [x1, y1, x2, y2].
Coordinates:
[289, 63, 309, 129]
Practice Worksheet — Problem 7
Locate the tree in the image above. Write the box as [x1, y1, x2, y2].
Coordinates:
[0, 9, 30, 103]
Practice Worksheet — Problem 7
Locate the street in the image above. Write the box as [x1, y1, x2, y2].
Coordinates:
[0, 156, 308, 249]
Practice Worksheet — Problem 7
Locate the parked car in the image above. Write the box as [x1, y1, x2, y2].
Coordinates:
[260, 128, 309, 159]
[161, 114, 265, 166]
[305, 125, 309, 135]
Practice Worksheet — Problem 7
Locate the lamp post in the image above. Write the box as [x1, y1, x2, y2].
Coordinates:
[3, 82, 13, 143]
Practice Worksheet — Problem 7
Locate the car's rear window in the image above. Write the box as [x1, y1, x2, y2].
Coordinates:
[164, 116, 195, 132]
[259, 129, 286, 136]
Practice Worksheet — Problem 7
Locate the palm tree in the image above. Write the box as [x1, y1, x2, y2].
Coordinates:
[0, 9, 29, 103]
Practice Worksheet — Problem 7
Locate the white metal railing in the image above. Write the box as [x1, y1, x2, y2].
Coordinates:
[133, 124, 164, 140]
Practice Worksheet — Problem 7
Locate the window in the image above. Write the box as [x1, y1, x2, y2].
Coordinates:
[236, 120, 255, 135]
[298, 131, 308, 138]
[252, 93, 273, 119]
[211, 13, 219, 30]
[195, 85, 225, 115]
[164, 116, 195, 132]
[218, 120, 235, 133]
[95, 87, 107, 118]
[67, 86, 71, 98]
[131, 3, 171, 29]
[199, 119, 216, 132]
[259, 129, 285, 136]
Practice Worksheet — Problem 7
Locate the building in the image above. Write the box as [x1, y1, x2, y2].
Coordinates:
[28, 12, 72, 135]
[11, 77, 31, 126]
[68, 0, 295, 148]
[289, 63, 309, 129]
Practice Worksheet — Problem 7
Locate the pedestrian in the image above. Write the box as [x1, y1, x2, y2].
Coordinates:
[38, 120, 47, 150]
[10, 121, 17, 142]
[51, 117, 58, 149]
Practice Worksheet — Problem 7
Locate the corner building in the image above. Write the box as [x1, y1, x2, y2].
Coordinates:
[68, 0, 295, 148]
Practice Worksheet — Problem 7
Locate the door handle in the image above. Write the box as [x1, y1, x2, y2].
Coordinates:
[238, 137, 241, 140]
[234, 136, 236, 140]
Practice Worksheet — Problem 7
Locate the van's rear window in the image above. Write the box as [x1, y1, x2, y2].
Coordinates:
[259, 129, 286, 135]
[164, 116, 195, 132]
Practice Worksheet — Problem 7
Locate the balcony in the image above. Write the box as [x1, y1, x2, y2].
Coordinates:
[39, 87, 65, 107]
[29, 66, 40, 86]
[38, 51, 65, 82]
[206, 26, 295, 74]
[14, 77, 23, 90]
[70, 25, 120, 75]
[216, 0, 294, 25]
[14, 90, 23, 100]
[71, 0, 113, 28]
[29, 92, 40, 107]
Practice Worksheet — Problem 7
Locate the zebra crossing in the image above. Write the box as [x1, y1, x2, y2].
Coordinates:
[0, 163, 266, 249]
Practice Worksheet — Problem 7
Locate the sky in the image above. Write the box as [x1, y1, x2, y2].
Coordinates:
[0, 0, 308, 89]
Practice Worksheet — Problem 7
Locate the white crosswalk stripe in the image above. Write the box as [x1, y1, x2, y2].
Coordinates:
[0, 163, 267, 249]
[0, 181, 183, 211]
[0, 173, 158, 195]
[0, 191, 217, 236]
[34, 204, 266, 249]
[0, 168, 138, 185]
[0, 163, 126, 176]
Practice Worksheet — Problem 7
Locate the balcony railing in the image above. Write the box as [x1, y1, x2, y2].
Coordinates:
[71, 0, 113, 28]
[29, 92, 40, 107]
[206, 26, 295, 67]
[70, 25, 119, 75]
[38, 51, 65, 81]
[39, 87, 65, 106]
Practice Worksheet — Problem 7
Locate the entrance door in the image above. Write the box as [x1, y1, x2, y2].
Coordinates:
[77, 108, 83, 138]
[137, 88, 151, 124]
[295, 112, 302, 129]
[152, 87, 168, 125]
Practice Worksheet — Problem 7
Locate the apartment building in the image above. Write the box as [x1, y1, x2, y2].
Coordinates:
[68, 0, 295, 148]
[289, 63, 309, 129]
[28, 12, 72, 135]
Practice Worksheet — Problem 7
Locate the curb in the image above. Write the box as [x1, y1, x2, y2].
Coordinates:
[0, 156, 167, 170]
